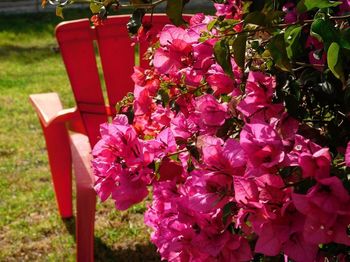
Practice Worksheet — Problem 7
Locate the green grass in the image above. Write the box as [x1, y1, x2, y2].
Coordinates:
[0, 10, 159, 261]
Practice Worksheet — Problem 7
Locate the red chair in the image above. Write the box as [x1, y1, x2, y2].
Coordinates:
[29, 14, 192, 262]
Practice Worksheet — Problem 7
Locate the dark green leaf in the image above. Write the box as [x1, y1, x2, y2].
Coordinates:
[244, 11, 266, 26]
[159, 88, 170, 107]
[284, 25, 303, 59]
[267, 34, 291, 71]
[297, 0, 342, 12]
[284, 94, 299, 117]
[232, 33, 247, 68]
[186, 145, 200, 161]
[166, 0, 186, 26]
[214, 39, 233, 77]
[311, 18, 339, 47]
[222, 202, 235, 225]
[339, 29, 350, 50]
[327, 42, 344, 81]
[318, 81, 335, 95]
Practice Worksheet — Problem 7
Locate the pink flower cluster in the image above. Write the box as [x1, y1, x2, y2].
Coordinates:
[92, 4, 350, 262]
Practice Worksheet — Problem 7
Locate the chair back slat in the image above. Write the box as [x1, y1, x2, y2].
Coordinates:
[55, 19, 108, 146]
[95, 15, 135, 108]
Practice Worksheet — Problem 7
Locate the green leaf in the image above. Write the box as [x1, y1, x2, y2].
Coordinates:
[297, 0, 342, 12]
[214, 39, 233, 77]
[56, 6, 64, 18]
[207, 19, 217, 31]
[222, 202, 235, 225]
[267, 34, 291, 71]
[166, 0, 186, 26]
[327, 42, 344, 81]
[284, 94, 299, 118]
[232, 33, 247, 68]
[285, 25, 303, 59]
[158, 88, 170, 107]
[311, 18, 339, 47]
[90, 2, 101, 14]
[339, 29, 350, 50]
[244, 11, 267, 26]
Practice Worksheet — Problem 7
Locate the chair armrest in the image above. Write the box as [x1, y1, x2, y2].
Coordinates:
[70, 133, 95, 188]
[29, 92, 80, 128]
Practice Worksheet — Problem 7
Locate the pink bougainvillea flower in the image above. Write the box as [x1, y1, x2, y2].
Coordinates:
[181, 170, 234, 213]
[192, 40, 216, 73]
[133, 84, 153, 116]
[272, 113, 298, 138]
[158, 158, 183, 182]
[254, 219, 291, 256]
[233, 176, 258, 205]
[237, 71, 276, 118]
[188, 13, 215, 39]
[283, 233, 319, 262]
[93, 163, 120, 201]
[218, 235, 252, 261]
[245, 70, 276, 103]
[298, 148, 331, 180]
[194, 94, 228, 129]
[338, 0, 350, 14]
[206, 63, 236, 96]
[150, 128, 177, 158]
[345, 141, 350, 167]
[154, 25, 199, 75]
[153, 40, 193, 75]
[200, 135, 246, 175]
[111, 170, 150, 210]
[292, 176, 350, 245]
[306, 36, 326, 67]
[92, 114, 155, 209]
[240, 123, 285, 169]
[150, 104, 174, 128]
[159, 25, 197, 46]
[170, 112, 198, 140]
[283, 3, 298, 23]
[214, 0, 243, 30]
[285, 134, 323, 166]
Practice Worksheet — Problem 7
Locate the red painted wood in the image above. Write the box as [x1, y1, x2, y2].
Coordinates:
[43, 123, 73, 218]
[95, 15, 135, 108]
[56, 19, 108, 146]
[29, 93, 73, 218]
[70, 133, 96, 262]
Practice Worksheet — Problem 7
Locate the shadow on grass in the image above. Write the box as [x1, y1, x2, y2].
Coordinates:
[94, 238, 161, 262]
[62, 217, 161, 262]
[62, 217, 76, 239]
[0, 44, 59, 61]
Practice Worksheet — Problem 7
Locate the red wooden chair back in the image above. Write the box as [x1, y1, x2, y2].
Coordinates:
[55, 14, 191, 146]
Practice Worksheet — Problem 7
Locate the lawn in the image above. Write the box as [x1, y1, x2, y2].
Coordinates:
[0, 9, 160, 261]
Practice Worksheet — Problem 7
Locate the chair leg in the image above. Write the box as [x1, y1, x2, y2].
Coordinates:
[76, 187, 96, 262]
[70, 133, 96, 262]
[43, 123, 73, 218]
